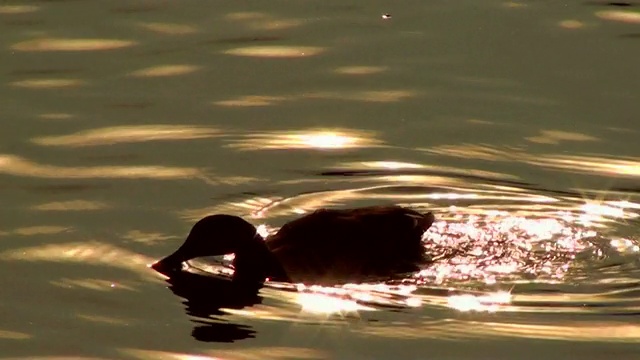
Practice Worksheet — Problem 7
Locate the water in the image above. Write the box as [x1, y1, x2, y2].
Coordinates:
[1, 1, 639, 359]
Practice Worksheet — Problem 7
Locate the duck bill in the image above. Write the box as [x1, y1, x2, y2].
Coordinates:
[150, 249, 187, 276]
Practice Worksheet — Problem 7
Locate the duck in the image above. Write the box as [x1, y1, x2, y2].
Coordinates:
[151, 205, 435, 286]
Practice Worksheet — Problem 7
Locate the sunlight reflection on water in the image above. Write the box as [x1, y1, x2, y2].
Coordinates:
[180, 168, 639, 323]
[11, 38, 137, 52]
[447, 291, 512, 312]
[223, 46, 324, 58]
[214, 89, 416, 107]
[225, 129, 384, 150]
[0, 153, 254, 185]
[31, 125, 219, 147]
[426, 144, 640, 178]
[128, 65, 202, 78]
[137, 21, 199, 35]
[0, 241, 155, 279]
[122, 347, 326, 360]
[1, 0, 639, 356]
[11, 78, 85, 89]
[0, 5, 39, 14]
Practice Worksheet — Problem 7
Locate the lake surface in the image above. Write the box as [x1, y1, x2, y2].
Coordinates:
[1, 1, 639, 359]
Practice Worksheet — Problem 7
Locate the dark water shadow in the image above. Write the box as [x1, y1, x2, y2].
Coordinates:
[191, 320, 257, 343]
[159, 269, 263, 343]
[24, 183, 112, 193]
[585, 1, 640, 6]
[619, 33, 640, 39]
[612, 186, 640, 194]
[204, 36, 285, 45]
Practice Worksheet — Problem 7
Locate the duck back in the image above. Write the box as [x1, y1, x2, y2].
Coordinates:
[265, 206, 434, 284]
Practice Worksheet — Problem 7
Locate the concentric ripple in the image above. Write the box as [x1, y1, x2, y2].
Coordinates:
[184, 172, 640, 318]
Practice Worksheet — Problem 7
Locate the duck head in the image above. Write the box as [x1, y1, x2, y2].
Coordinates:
[151, 214, 280, 283]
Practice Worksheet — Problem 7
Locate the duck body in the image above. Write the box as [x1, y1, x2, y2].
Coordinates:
[152, 206, 435, 286]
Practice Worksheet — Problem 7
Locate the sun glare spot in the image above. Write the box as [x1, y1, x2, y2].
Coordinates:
[256, 224, 270, 238]
[581, 202, 625, 219]
[226, 129, 383, 151]
[405, 297, 422, 307]
[297, 293, 366, 314]
[610, 238, 640, 254]
[361, 161, 424, 170]
[304, 132, 353, 149]
[420, 210, 597, 284]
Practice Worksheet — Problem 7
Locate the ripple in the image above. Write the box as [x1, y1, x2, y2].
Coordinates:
[225, 12, 270, 21]
[0, 329, 30, 340]
[446, 292, 511, 312]
[214, 95, 288, 107]
[0, 5, 39, 14]
[426, 144, 640, 178]
[50, 278, 137, 292]
[357, 319, 640, 342]
[128, 65, 201, 78]
[214, 89, 415, 107]
[31, 125, 218, 147]
[121, 347, 326, 360]
[11, 78, 85, 89]
[328, 161, 521, 181]
[210, 35, 283, 44]
[334, 66, 388, 75]
[183, 167, 639, 321]
[478, 321, 640, 342]
[11, 38, 137, 52]
[597, 10, 640, 24]
[503, 1, 527, 8]
[225, 11, 307, 31]
[179, 196, 283, 221]
[38, 113, 75, 120]
[223, 46, 324, 58]
[137, 22, 198, 35]
[559, 19, 587, 30]
[10, 226, 71, 236]
[121, 230, 177, 245]
[305, 90, 416, 102]
[0, 154, 202, 180]
[248, 19, 306, 31]
[530, 154, 640, 178]
[0, 154, 255, 184]
[526, 130, 599, 145]
[0, 241, 154, 278]
[31, 200, 108, 211]
[77, 314, 132, 326]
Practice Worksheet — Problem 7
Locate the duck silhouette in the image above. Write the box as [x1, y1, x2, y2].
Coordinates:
[152, 206, 435, 285]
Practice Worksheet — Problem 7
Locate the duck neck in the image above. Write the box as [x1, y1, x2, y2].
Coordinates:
[232, 235, 288, 284]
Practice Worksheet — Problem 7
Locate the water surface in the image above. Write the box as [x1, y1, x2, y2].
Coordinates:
[1, 1, 639, 359]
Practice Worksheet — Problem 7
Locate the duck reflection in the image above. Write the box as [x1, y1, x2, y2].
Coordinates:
[159, 267, 263, 343]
